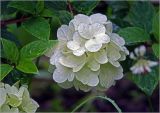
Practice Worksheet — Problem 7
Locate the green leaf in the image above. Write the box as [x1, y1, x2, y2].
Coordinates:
[45, 1, 67, 11]
[40, 9, 55, 17]
[20, 40, 56, 59]
[8, 1, 35, 14]
[57, 11, 73, 24]
[16, 59, 38, 74]
[36, 1, 44, 14]
[152, 44, 159, 58]
[127, 67, 159, 96]
[152, 11, 160, 40]
[0, 64, 13, 81]
[22, 17, 50, 40]
[127, 1, 155, 32]
[72, 1, 99, 15]
[1, 38, 19, 63]
[118, 27, 150, 45]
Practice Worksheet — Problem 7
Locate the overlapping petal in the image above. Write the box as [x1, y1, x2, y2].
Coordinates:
[49, 13, 129, 91]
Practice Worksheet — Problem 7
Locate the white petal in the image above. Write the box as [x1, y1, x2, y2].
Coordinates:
[53, 65, 73, 83]
[67, 41, 80, 50]
[94, 49, 108, 64]
[85, 39, 102, 52]
[50, 47, 62, 65]
[57, 25, 73, 41]
[130, 52, 137, 60]
[148, 61, 158, 67]
[122, 46, 129, 55]
[109, 61, 120, 67]
[144, 66, 151, 72]
[139, 45, 146, 56]
[72, 32, 85, 43]
[73, 47, 85, 56]
[0, 88, 6, 107]
[59, 54, 86, 68]
[78, 23, 92, 39]
[5, 84, 18, 95]
[91, 23, 106, 37]
[53, 69, 67, 83]
[111, 33, 125, 46]
[130, 65, 136, 71]
[119, 51, 126, 61]
[105, 21, 113, 35]
[95, 34, 110, 44]
[74, 14, 90, 24]
[114, 65, 124, 80]
[58, 81, 73, 89]
[73, 61, 85, 72]
[87, 59, 100, 71]
[69, 20, 75, 31]
[107, 44, 121, 61]
[75, 66, 99, 86]
[134, 47, 139, 57]
[72, 14, 90, 30]
[139, 66, 144, 73]
[90, 13, 107, 24]
[132, 68, 139, 74]
[73, 80, 91, 92]
[99, 63, 123, 88]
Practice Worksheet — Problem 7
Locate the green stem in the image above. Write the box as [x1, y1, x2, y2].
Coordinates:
[71, 95, 122, 113]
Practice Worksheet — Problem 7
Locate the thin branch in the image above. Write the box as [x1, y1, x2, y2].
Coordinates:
[1, 16, 29, 27]
[67, 0, 74, 15]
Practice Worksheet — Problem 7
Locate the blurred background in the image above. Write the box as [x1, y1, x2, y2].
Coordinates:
[1, 0, 159, 112]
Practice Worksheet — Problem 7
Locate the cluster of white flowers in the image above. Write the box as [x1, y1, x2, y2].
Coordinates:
[130, 45, 158, 74]
[0, 82, 39, 113]
[49, 13, 129, 91]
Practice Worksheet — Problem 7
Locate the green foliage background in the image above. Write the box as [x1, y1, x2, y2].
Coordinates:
[0, 0, 159, 112]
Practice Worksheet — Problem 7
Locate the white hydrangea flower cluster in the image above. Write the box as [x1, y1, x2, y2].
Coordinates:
[130, 45, 158, 74]
[0, 82, 39, 113]
[50, 13, 129, 91]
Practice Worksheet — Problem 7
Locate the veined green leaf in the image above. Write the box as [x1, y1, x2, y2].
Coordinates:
[16, 59, 38, 74]
[1, 38, 19, 63]
[8, 1, 35, 14]
[40, 9, 55, 17]
[118, 27, 150, 45]
[58, 11, 73, 24]
[72, 1, 99, 15]
[20, 40, 57, 59]
[126, 1, 155, 32]
[36, 1, 44, 14]
[22, 17, 50, 40]
[0, 64, 13, 81]
[127, 67, 159, 96]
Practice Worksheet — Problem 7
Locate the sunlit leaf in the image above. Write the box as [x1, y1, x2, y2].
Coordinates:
[118, 27, 150, 45]
[0, 64, 13, 81]
[16, 59, 38, 74]
[20, 40, 57, 59]
[1, 38, 19, 63]
[22, 17, 50, 40]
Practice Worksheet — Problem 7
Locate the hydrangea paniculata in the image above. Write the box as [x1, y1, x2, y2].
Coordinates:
[49, 13, 129, 91]
[130, 45, 158, 74]
[0, 82, 39, 113]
